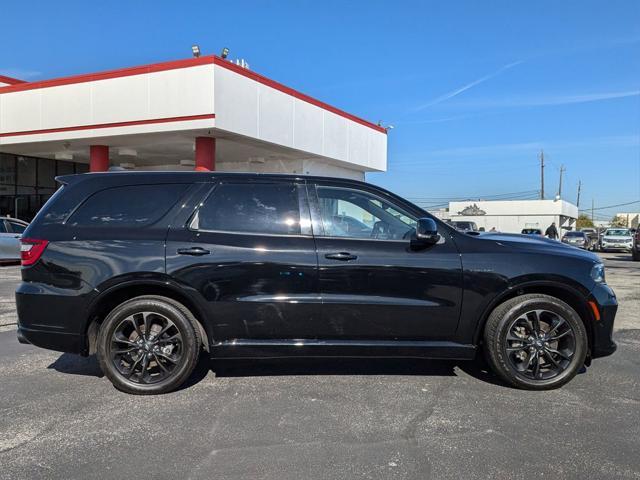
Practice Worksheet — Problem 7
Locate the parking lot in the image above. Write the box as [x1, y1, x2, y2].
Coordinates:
[0, 252, 638, 480]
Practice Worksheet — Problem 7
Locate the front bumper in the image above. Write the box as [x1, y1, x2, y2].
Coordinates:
[589, 283, 618, 358]
[601, 242, 632, 250]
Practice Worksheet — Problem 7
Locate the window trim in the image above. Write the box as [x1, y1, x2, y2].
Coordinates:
[187, 179, 312, 238]
[310, 183, 423, 243]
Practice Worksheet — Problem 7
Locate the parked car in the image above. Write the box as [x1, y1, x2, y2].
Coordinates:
[561, 231, 595, 250]
[580, 228, 598, 243]
[451, 220, 478, 232]
[0, 217, 29, 264]
[521, 228, 543, 235]
[16, 172, 617, 394]
[600, 228, 633, 253]
[632, 228, 640, 261]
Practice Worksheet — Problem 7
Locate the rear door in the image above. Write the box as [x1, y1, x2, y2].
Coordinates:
[165, 178, 320, 342]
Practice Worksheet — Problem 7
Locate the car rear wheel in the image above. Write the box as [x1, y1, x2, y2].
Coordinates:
[97, 295, 201, 395]
[483, 294, 588, 390]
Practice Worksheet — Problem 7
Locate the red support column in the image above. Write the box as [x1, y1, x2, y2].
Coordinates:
[195, 137, 215, 171]
[89, 145, 109, 172]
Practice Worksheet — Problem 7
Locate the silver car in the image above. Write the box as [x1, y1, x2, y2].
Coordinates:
[600, 228, 633, 252]
[0, 217, 29, 263]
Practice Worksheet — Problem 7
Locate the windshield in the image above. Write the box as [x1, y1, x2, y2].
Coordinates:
[565, 232, 584, 237]
[605, 229, 630, 236]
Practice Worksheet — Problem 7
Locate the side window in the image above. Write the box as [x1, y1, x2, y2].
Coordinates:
[0, 221, 7, 233]
[8, 221, 26, 234]
[67, 184, 188, 228]
[316, 186, 417, 240]
[192, 182, 303, 235]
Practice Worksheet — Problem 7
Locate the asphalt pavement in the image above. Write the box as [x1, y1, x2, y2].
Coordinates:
[0, 252, 638, 479]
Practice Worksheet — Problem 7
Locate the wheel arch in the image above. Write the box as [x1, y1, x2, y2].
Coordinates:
[473, 281, 595, 357]
[84, 280, 211, 355]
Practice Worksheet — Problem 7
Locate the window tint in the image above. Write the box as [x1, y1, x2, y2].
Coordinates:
[67, 184, 188, 228]
[8, 221, 26, 233]
[193, 183, 302, 235]
[0, 222, 7, 233]
[317, 186, 416, 240]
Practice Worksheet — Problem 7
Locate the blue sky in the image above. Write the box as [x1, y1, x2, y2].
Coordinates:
[1, 0, 639, 220]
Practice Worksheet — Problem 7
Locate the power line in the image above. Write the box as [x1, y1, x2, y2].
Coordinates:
[407, 189, 540, 201]
[579, 199, 640, 212]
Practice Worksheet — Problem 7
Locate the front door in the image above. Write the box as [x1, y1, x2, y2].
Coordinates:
[165, 179, 319, 342]
[309, 181, 463, 340]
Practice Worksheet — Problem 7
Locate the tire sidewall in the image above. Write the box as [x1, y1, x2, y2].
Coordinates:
[490, 296, 588, 389]
[97, 298, 199, 394]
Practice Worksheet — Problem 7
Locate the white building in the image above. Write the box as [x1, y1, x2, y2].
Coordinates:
[0, 55, 387, 219]
[614, 212, 640, 229]
[449, 199, 579, 233]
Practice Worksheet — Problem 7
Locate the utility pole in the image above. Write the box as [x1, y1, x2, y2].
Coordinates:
[539, 150, 545, 200]
[557, 164, 566, 198]
[591, 198, 594, 223]
[576, 180, 581, 207]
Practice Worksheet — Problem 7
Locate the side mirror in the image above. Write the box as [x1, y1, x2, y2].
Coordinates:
[413, 217, 440, 245]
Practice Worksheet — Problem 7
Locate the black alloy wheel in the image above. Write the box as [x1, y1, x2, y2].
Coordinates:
[503, 309, 576, 381]
[97, 296, 201, 395]
[110, 311, 184, 385]
[484, 294, 588, 390]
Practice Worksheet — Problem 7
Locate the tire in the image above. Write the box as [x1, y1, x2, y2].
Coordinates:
[97, 295, 202, 395]
[483, 294, 588, 390]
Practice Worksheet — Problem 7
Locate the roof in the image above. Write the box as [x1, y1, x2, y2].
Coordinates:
[0, 74, 26, 85]
[0, 55, 385, 134]
[57, 170, 373, 185]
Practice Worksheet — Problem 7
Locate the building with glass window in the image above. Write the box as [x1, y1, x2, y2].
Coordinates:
[0, 57, 388, 220]
[0, 153, 89, 219]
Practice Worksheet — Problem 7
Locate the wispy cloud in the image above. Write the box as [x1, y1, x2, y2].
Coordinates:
[413, 60, 523, 111]
[393, 135, 640, 166]
[452, 90, 640, 109]
[0, 67, 42, 80]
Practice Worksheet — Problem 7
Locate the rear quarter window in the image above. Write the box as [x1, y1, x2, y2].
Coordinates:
[66, 184, 188, 228]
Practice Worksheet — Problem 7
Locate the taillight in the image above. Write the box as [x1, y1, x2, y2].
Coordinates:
[20, 238, 49, 266]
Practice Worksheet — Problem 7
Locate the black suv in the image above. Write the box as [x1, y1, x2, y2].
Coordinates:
[16, 172, 617, 394]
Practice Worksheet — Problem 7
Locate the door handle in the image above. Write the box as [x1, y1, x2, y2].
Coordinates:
[177, 247, 211, 256]
[325, 252, 358, 261]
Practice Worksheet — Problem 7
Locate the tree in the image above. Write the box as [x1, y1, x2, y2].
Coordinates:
[610, 215, 628, 227]
[576, 214, 594, 229]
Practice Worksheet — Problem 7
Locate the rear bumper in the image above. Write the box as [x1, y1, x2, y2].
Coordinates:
[589, 283, 618, 358]
[17, 325, 85, 354]
[15, 281, 92, 355]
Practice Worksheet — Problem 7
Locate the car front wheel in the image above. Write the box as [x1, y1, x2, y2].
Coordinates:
[483, 294, 588, 390]
[97, 295, 201, 395]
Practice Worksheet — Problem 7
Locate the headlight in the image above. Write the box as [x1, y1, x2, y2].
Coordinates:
[591, 263, 606, 283]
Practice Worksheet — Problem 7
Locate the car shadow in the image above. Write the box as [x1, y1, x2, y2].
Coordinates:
[205, 354, 507, 388]
[48, 353, 104, 378]
[603, 253, 633, 262]
[47, 352, 508, 389]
